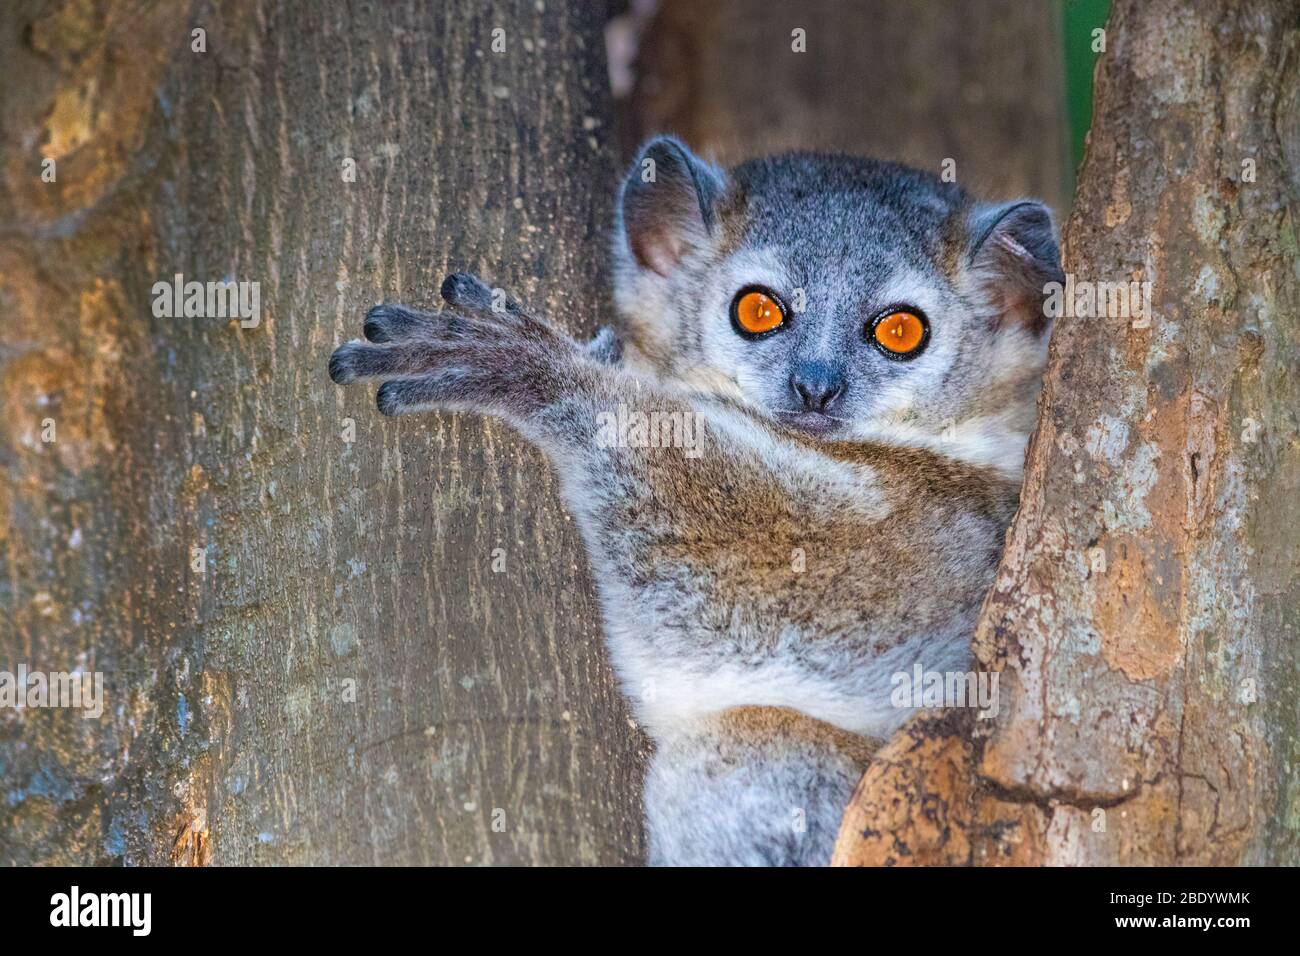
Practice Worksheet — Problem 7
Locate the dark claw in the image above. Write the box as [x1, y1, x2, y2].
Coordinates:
[440, 272, 494, 311]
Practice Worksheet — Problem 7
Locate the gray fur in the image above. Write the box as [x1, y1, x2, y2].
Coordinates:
[330, 265, 1030, 867]
[605, 143, 1058, 866]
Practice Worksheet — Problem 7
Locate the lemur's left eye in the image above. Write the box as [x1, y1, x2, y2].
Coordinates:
[732, 287, 786, 336]
[870, 309, 928, 359]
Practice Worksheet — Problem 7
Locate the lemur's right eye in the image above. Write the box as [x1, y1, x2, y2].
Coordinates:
[869, 309, 929, 359]
[732, 287, 786, 336]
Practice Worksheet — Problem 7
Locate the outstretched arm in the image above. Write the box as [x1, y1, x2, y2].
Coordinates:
[329, 272, 883, 596]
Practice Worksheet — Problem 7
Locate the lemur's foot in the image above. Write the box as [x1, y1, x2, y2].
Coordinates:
[329, 272, 593, 420]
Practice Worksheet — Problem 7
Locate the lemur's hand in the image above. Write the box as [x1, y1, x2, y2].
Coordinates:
[329, 272, 615, 420]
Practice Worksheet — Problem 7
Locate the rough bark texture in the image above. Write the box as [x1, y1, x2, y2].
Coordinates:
[622, 0, 1070, 211]
[834, 0, 1300, 866]
[0, 0, 647, 865]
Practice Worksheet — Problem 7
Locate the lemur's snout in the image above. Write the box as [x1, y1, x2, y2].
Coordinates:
[790, 361, 846, 413]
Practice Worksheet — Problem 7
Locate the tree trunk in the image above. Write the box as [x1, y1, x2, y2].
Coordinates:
[621, 0, 1070, 211]
[0, 0, 645, 865]
[834, 0, 1300, 866]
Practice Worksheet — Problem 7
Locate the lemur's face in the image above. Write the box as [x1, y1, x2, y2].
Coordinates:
[613, 140, 1063, 472]
[689, 217, 964, 441]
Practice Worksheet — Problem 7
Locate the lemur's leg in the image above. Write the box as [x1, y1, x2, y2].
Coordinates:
[645, 707, 876, 866]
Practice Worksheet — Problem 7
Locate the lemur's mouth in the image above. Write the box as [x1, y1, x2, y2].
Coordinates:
[775, 409, 846, 437]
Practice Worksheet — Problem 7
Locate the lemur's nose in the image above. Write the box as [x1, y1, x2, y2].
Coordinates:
[790, 361, 846, 413]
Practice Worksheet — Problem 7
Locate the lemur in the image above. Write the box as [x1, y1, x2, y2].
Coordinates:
[329, 136, 1062, 866]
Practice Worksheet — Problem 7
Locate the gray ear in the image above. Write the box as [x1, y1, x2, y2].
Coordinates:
[966, 200, 1064, 334]
[618, 135, 727, 278]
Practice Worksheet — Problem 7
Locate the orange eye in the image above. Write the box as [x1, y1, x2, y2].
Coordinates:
[733, 289, 786, 335]
[872, 310, 927, 357]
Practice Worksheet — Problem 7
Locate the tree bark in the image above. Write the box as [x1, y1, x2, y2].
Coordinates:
[0, 0, 645, 865]
[834, 0, 1300, 866]
[622, 0, 1070, 211]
